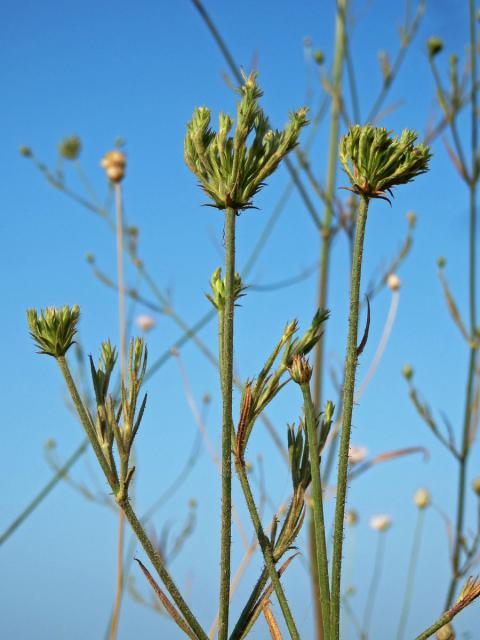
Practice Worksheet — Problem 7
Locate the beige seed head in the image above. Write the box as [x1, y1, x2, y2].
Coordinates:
[387, 273, 401, 291]
[414, 487, 431, 509]
[370, 514, 392, 532]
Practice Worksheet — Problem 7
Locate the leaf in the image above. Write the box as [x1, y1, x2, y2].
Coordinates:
[134, 558, 197, 640]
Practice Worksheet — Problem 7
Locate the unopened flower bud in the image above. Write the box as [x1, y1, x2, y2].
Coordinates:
[314, 49, 325, 65]
[414, 487, 431, 509]
[58, 135, 81, 160]
[19, 145, 32, 157]
[136, 315, 156, 332]
[289, 354, 312, 384]
[407, 210, 417, 227]
[346, 510, 358, 526]
[324, 400, 334, 424]
[348, 445, 368, 465]
[436, 623, 455, 640]
[437, 256, 447, 269]
[402, 364, 414, 381]
[387, 273, 401, 291]
[472, 477, 480, 496]
[427, 37, 444, 58]
[370, 514, 392, 532]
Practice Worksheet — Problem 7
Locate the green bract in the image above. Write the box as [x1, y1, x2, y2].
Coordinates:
[184, 72, 308, 210]
[27, 304, 80, 357]
[339, 125, 431, 202]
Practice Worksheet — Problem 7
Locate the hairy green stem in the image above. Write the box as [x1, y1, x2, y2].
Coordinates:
[229, 568, 269, 640]
[58, 356, 208, 640]
[445, 0, 478, 607]
[311, 6, 346, 636]
[302, 383, 331, 640]
[396, 510, 425, 640]
[235, 461, 300, 640]
[330, 194, 369, 639]
[119, 499, 209, 640]
[110, 181, 127, 640]
[415, 612, 456, 640]
[218, 206, 236, 640]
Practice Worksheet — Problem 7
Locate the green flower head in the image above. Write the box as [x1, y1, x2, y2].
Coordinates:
[339, 125, 431, 203]
[27, 305, 80, 358]
[184, 72, 308, 211]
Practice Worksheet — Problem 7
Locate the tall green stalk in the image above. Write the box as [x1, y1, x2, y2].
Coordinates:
[302, 383, 331, 640]
[310, 6, 346, 634]
[361, 532, 387, 638]
[235, 461, 300, 640]
[396, 510, 425, 640]
[445, 0, 478, 608]
[330, 194, 369, 639]
[218, 206, 236, 640]
[55, 353, 209, 640]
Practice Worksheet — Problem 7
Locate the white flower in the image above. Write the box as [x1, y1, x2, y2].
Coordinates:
[370, 514, 392, 532]
[387, 273, 401, 291]
[348, 445, 368, 465]
[414, 487, 431, 509]
[136, 315, 156, 332]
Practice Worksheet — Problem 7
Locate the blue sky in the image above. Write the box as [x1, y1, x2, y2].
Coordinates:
[1, 1, 479, 638]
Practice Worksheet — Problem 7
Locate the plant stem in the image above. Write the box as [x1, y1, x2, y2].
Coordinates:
[312, 0, 346, 416]
[218, 206, 236, 640]
[362, 533, 386, 638]
[119, 498, 209, 640]
[110, 182, 127, 640]
[330, 194, 369, 639]
[235, 461, 300, 640]
[396, 510, 425, 640]
[445, 0, 478, 607]
[57, 356, 208, 640]
[310, 6, 346, 636]
[301, 383, 331, 640]
[415, 612, 456, 640]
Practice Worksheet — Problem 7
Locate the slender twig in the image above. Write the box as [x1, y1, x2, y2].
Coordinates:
[361, 533, 387, 638]
[445, 0, 479, 607]
[110, 182, 127, 640]
[330, 195, 369, 639]
[396, 509, 425, 640]
[302, 383, 331, 640]
[235, 461, 300, 640]
[57, 355, 208, 640]
[310, 5, 347, 636]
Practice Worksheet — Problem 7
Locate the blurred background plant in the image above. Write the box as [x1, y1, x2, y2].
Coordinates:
[2, 1, 480, 638]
